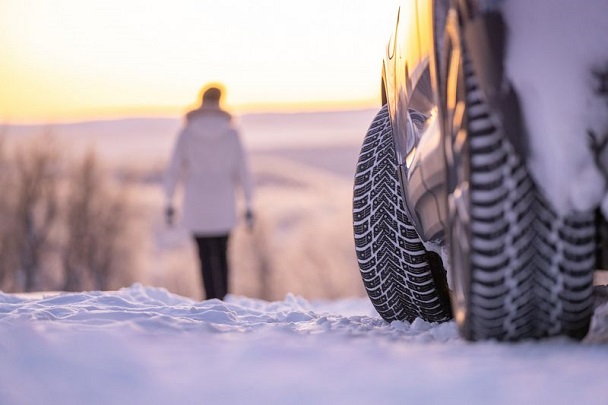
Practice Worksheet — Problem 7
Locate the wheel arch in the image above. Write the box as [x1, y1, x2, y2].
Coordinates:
[381, 66, 388, 106]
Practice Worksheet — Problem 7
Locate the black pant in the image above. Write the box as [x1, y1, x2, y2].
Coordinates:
[194, 234, 230, 300]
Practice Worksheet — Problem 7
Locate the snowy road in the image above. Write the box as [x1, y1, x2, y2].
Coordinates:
[0, 284, 607, 405]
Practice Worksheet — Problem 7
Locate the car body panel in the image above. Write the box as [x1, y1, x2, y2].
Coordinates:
[383, 0, 448, 244]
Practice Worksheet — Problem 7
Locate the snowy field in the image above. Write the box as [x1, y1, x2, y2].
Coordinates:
[3, 110, 376, 301]
[0, 284, 607, 405]
[3, 109, 608, 404]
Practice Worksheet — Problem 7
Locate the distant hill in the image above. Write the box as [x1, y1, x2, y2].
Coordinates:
[2, 108, 377, 164]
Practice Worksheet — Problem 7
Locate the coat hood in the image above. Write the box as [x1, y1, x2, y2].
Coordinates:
[186, 105, 231, 122]
[185, 106, 233, 139]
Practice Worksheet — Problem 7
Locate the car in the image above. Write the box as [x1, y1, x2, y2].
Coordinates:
[353, 0, 608, 341]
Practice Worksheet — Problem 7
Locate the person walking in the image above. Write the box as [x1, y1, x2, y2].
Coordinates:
[164, 84, 254, 300]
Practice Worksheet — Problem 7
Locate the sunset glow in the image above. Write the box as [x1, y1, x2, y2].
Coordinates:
[0, 0, 397, 123]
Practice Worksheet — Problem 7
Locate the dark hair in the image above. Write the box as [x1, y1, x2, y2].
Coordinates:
[202, 87, 222, 102]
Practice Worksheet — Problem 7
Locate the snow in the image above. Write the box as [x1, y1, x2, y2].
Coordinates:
[503, 0, 608, 216]
[1, 284, 607, 405]
[3, 6, 608, 402]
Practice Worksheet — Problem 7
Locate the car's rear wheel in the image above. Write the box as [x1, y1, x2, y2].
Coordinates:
[447, 50, 537, 341]
[353, 105, 452, 323]
[535, 198, 596, 339]
[445, 10, 596, 341]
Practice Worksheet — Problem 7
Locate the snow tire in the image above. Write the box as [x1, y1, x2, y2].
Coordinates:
[455, 58, 538, 340]
[353, 105, 452, 323]
[452, 50, 597, 341]
[535, 198, 596, 339]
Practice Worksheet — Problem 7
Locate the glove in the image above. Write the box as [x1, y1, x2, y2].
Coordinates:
[165, 206, 175, 226]
[245, 209, 254, 230]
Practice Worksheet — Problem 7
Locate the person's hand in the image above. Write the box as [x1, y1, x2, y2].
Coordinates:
[245, 209, 254, 231]
[165, 206, 175, 227]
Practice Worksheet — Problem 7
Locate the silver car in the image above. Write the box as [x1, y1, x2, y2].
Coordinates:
[353, 0, 608, 341]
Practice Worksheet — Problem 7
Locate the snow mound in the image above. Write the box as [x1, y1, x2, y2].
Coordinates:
[1, 284, 607, 405]
[0, 284, 458, 342]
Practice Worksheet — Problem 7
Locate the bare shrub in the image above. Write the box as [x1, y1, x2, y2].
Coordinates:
[0, 132, 19, 289]
[0, 131, 139, 293]
[10, 134, 62, 292]
[62, 149, 136, 291]
[249, 213, 276, 300]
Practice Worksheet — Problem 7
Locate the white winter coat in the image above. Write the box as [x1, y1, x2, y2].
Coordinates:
[164, 106, 253, 235]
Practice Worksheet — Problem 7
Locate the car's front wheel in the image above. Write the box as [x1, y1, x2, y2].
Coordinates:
[353, 105, 452, 323]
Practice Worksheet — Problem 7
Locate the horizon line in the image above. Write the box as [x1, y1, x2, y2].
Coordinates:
[2, 103, 380, 127]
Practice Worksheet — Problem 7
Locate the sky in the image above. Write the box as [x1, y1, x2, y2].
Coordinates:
[0, 0, 398, 124]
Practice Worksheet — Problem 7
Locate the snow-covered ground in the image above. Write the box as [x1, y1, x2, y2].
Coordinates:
[3, 95, 608, 404]
[2, 110, 375, 301]
[1, 284, 607, 405]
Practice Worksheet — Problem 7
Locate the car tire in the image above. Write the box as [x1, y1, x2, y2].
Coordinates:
[451, 55, 538, 341]
[353, 105, 452, 323]
[447, 19, 596, 341]
[535, 198, 596, 340]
